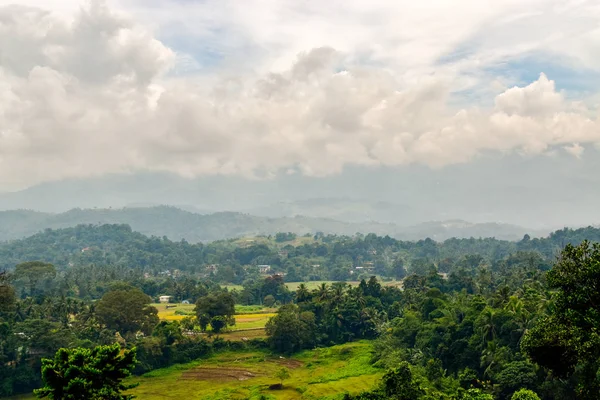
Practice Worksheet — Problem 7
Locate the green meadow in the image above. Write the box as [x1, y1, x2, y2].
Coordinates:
[126, 341, 381, 399]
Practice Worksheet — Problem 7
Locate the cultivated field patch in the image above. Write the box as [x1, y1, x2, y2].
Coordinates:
[127, 341, 382, 399]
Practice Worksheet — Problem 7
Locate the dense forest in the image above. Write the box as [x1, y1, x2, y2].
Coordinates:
[2, 224, 600, 398]
[1, 223, 600, 290]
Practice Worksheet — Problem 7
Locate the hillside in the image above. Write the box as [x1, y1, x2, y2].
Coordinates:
[0, 219, 598, 273]
[0, 206, 539, 243]
[0, 223, 205, 271]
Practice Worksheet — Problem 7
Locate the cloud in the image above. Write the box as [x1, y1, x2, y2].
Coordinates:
[564, 143, 585, 159]
[0, 2, 599, 190]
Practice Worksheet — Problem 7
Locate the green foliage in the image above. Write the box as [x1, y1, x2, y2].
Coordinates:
[5, 223, 600, 398]
[265, 305, 316, 354]
[0, 271, 15, 312]
[494, 361, 537, 399]
[344, 362, 424, 400]
[34, 344, 137, 400]
[195, 292, 235, 333]
[275, 232, 297, 243]
[263, 295, 276, 307]
[459, 388, 494, 400]
[522, 241, 600, 399]
[13, 261, 56, 296]
[274, 367, 290, 385]
[96, 288, 159, 336]
[510, 388, 541, 400]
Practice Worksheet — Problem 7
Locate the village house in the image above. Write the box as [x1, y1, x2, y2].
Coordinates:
[159, 295, 172, 303]
[258, 264, 271, 274]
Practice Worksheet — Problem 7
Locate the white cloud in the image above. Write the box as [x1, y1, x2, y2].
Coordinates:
[0, 1, 599, 190]
[564, 143, 585, 158]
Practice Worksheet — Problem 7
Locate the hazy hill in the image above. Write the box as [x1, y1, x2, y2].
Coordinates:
[246, 198, 419, 225]
[0, 206, 541, 243]
[0, 223, 205, 271]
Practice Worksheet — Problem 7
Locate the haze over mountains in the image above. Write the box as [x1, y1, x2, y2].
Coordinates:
[1, 152, 599, 241]
[0, 205, 547, 244]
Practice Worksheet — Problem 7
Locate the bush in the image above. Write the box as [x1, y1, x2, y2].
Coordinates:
[511, 389, 541, 400]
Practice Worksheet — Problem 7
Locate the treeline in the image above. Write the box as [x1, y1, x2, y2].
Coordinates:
[3, 223, 600, 285]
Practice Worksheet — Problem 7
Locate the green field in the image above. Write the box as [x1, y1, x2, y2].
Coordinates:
[127, 341, 381, 399]
[154, 303, 196, 321]
[152, 303, 274, 341]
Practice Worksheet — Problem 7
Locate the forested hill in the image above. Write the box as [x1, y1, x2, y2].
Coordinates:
[0, 224, 205, 272]
[0, 207, 396, 242]
[0, 206, 540, 243]
[1, 222, 600, 274]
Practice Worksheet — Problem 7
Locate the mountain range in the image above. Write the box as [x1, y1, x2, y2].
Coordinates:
[0, 206, 545, 243]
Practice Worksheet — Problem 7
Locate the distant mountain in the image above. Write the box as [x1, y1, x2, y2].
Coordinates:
[3, 153, 600, 230]
[245, 198, 421, 225]
[395, 220, 546, 241]
[0, 206, 542, 243]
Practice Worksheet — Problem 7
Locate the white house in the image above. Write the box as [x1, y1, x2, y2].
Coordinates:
[159, 295, 172, 303]
[258, 265, 271, 274]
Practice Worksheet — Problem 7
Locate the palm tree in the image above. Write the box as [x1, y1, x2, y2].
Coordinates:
[296, 284, 310, 303]
[330, 283, 346, 304]
[477, 307, 497, 345]
[315, 283, 330, 303]
[480, 341, 499, 377]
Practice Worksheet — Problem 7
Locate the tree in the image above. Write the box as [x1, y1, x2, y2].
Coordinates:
[195, 292, 235, 333]
[263, 295, 276, 307]
[275, 367, 290, 386]
[391, 257, 407, 280]
[96, 288, 159, 336]
[13, 262, 56, 297]
[459, 389, 494, 400]
[295, 284, 311, 304]
[344, 362, 424, 400]
[209, 316, 227, 333]
[510, 389, 540, 400]
[266, 305, 316, 354]
[380, 363, 424, 400]
[34, 344, 137, 400]
[522, 241, 600, 398]
[0, 271, 15, 313]
[494, 361, 537, 399]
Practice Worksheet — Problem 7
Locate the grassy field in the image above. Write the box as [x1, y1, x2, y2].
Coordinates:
[153, 303, 276, 322]
[127, 341, 381, 399]
[10, 342, 380, 400]
[233, 313, 276, 330]
[223, 284, 244, 292]
[153, 303, 196, 321]
[153, 303, 274, 340]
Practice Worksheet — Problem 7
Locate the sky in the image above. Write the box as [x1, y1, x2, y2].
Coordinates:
[0, 0, 600, 226]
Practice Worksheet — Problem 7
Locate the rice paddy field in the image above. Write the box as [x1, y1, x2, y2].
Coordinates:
[126, 341, 382, 399]
[152, 303, 275, 341]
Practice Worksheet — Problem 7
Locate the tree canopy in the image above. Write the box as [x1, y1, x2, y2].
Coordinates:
[34, 344, 137, 400]
[96, 288, 159, 336]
